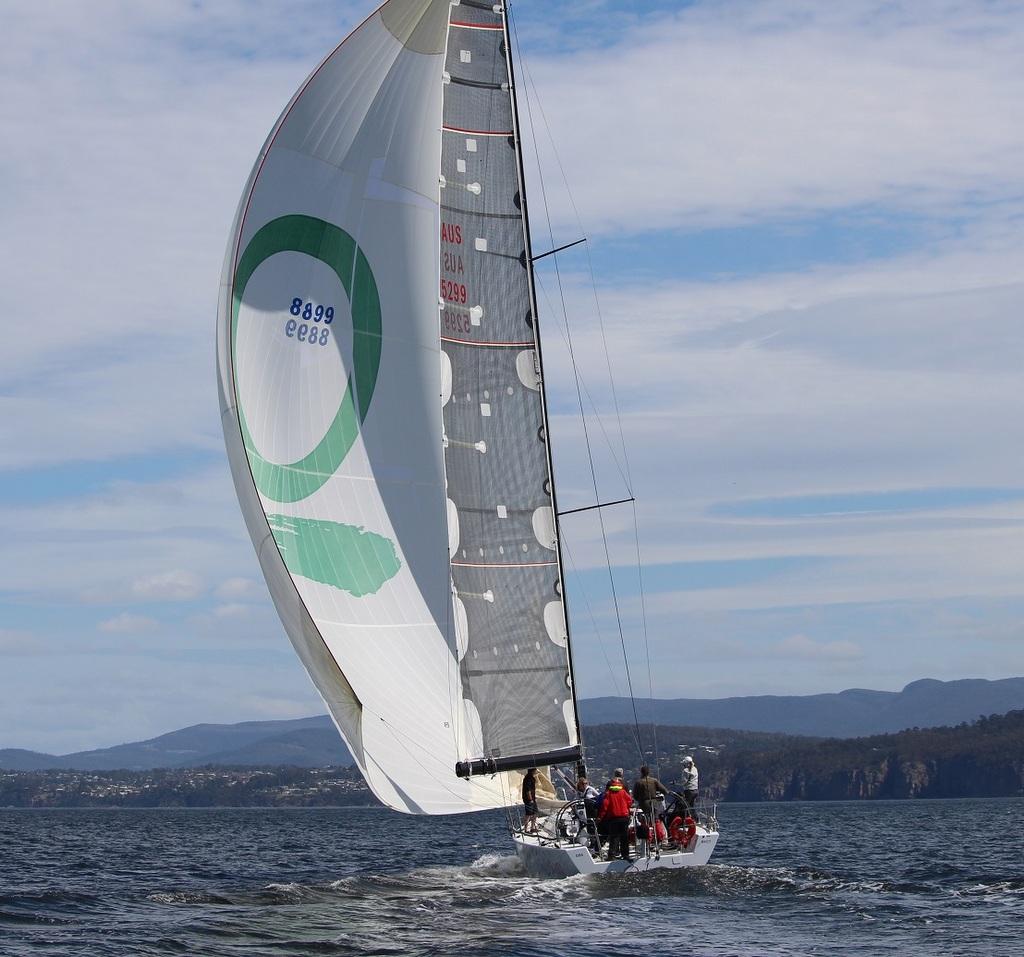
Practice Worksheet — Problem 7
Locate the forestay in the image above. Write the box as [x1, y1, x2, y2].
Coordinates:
[216, 0, 578, 816]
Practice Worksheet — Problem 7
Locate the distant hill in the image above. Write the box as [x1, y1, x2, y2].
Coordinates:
[0, 749, 62, 772]
[0, 717, 351, 772]
[579, 677, 1024, 737]
[3, 676, 1022, 771]
[195, 726, 351, 768]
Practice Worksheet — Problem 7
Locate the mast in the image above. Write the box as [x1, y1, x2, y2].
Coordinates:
[499, 1, 585, 770]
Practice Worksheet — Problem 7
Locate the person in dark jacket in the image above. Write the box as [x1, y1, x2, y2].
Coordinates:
[522, 767, 538, 833]
[597, 768, 633, 861]
[632, 765, 668, 820]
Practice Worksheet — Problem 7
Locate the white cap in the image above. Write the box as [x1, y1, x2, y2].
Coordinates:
[682, 755, 693, 765]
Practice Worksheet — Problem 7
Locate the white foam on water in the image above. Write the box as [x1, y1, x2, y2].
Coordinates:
[960, 880, 1024, 903]
[146, 890, 228, 905]
[507, 873, 590, 905]
[466, 852, 524, 876]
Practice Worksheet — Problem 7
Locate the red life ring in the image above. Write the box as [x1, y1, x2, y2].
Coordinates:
[669, 816, 697, 849]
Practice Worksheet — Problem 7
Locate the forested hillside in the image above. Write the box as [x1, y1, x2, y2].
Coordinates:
[585, 711, 1024, 801]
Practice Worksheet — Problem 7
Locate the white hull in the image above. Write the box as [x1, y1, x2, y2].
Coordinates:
[512, 826, 719, 878]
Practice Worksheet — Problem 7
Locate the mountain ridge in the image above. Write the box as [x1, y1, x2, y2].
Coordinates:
[0, 716, 342, 773]
[3, 676, 1022, 771]
[579, 676, 1024, 737]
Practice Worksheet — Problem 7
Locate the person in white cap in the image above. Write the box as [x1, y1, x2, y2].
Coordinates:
[680, 755, 699, 820]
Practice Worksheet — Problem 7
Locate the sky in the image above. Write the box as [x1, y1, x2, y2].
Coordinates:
[2, 0, 1023, 754]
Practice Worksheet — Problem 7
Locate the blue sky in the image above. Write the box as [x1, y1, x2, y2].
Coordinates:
[2, 0, 1023, 753]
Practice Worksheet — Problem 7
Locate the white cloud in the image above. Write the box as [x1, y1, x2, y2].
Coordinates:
[215, 577, 262, 600]
[97, 613, 159, 634]
[131, 570, 204, 602]
[184, 602, 283, 646]
[212, 603, 257, 621]
[774, 634, 863, 661]
[521, 0, 1024, 233]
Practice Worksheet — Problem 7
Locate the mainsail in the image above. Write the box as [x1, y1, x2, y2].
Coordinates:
[216, 0, 579, 815]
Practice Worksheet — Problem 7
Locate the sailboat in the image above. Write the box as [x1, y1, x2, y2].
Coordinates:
[216, 0, 719, 877]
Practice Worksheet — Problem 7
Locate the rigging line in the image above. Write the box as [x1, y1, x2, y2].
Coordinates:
[561, 536, 623, 699]
[631, 498, 660, 778]
[515, 48, 632, 493]
[532, 272, 630, 490]
[510, 8, 644, 764]
[517, 23, 657, 775]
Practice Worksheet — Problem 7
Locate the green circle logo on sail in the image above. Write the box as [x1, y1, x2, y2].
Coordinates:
[231, 214, 382, 503]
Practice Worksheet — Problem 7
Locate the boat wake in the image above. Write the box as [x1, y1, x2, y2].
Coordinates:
[956, 878, 1024, 903]
[464, 852, 526, 877]
[135, 857, 1024, 925]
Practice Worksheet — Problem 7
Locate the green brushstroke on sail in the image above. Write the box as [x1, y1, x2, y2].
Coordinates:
[231, 215, 383, 503]
[267, 515, 401, 597]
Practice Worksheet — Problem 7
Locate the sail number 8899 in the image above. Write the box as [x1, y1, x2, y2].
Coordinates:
[290, 297, 334, 323]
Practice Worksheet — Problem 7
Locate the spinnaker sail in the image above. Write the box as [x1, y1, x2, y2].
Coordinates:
[216, 0, 579, 815]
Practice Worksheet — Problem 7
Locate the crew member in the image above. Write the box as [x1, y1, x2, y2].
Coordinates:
[597, 768, 633, 861]
[632, 764, 668, 828]
[522, 767, 538, 834]
[680, 755, 699, 821]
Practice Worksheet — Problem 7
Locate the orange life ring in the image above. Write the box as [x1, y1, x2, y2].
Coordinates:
[669, 816, 697, 849]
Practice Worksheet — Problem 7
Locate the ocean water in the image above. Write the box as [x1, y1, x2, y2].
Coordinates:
[0, 798, 1021, 956]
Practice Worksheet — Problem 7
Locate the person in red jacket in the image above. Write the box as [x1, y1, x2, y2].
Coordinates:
[597, 768, 633, 861]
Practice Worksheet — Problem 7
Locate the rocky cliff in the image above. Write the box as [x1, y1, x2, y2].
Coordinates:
[707, 710, 1024, 801]
[582, 710, 1024, 801]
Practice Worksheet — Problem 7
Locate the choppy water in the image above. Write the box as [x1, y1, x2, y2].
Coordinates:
[1, 798, 1021, 956]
